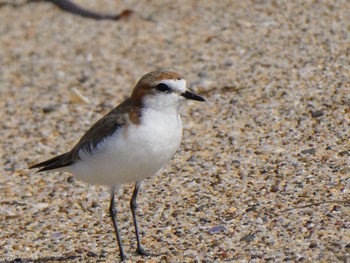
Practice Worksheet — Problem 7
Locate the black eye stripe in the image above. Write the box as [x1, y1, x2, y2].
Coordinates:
[156, 83, 171, 93]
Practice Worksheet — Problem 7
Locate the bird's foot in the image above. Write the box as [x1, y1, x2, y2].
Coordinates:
[119, 252, 128, 262]
[136, 246, 157, 257]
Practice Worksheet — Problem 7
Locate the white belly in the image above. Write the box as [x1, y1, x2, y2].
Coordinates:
[70, 110, 183, 186]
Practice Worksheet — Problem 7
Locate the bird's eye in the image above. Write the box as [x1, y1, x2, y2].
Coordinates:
[156, 83, 170, 93]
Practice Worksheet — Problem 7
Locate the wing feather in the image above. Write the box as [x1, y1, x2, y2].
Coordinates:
[29, 98, 132, 172]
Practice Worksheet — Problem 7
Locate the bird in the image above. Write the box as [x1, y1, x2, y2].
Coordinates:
[29, 70, 205, 261]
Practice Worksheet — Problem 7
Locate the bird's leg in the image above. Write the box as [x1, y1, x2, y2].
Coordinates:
[109, 186, 126, 261]
[130, 181, 154, 256]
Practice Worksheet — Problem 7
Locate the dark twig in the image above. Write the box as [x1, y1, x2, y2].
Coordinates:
[46, 0, 133, 20]
[0, 0, 133, 21]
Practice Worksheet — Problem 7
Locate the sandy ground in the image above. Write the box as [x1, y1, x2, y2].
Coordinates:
[1, 0, 349, 262]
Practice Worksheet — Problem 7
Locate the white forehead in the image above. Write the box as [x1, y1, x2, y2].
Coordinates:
[156, 79, 187, 93]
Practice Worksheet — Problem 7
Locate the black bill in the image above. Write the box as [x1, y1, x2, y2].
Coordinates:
[181, 91, 205, 102]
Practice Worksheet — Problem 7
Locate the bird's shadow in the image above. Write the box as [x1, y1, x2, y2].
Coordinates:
[1, 255, 80, 263]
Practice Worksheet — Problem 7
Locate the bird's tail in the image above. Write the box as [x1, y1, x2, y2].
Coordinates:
[29, 152, 73, 172]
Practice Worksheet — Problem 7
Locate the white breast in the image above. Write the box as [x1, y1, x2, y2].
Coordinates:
[71, 108, 183, 186]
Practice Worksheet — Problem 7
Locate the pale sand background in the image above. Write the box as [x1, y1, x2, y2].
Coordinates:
[1, 0, 349, 262]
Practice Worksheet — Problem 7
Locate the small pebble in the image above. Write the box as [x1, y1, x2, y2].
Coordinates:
[270, 185, 279, 192]
[219, 251, 229, 259]
[196, 204, 209, 212]
[78, 74, 89, 83]
[246, 206, 257, 212]
[67, 176, 75, 183]
[240, 234, 255, 242]
[338, 150, 349, 156]
[301, 148, 316, 154]
[43, 105, 58, 113]
[199, 217, 211, 223]
[309, 243, 318, 248]
[91, 200, 100, 208]
[87, 251, 98, 257]
[311, 110, 324, 118]
[208, 225, 227, 235]
[232, 160, 241, 167]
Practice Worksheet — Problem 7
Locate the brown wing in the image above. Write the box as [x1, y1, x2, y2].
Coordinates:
[30, 98, 132, 172]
